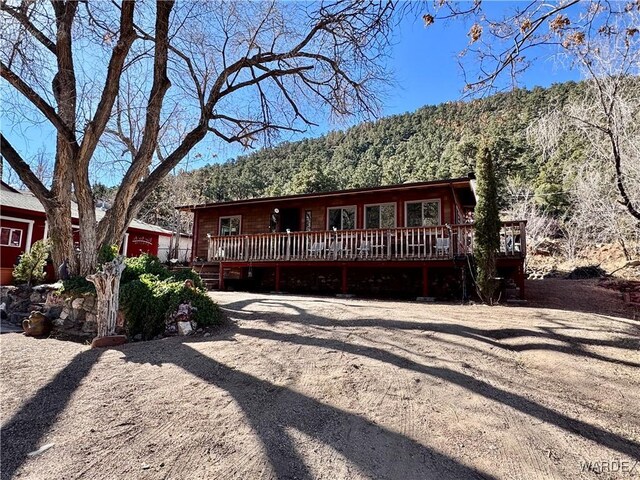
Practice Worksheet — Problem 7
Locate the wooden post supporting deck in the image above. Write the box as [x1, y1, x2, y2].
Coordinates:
[341, 265, 348, 294]
[422, 266, 429, 297]
[219, 263, 225, 291]
[275, 265, 281, 292]
[517, 264, 526, 299]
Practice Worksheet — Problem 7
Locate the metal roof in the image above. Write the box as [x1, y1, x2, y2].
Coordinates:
[178, 176, 473, 211]
[0, 189, 173, 235]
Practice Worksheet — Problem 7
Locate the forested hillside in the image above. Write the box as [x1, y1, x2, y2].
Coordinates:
[140, 81, 585, 220]
[100, 78, 638, 260]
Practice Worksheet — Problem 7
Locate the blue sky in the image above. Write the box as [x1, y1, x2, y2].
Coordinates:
[2, 3, 583, 186]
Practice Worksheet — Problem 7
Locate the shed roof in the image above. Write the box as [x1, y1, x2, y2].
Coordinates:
[0, 189, 173, 235]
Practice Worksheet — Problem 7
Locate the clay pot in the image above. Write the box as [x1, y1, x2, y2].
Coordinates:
[22, 311, 52, 336]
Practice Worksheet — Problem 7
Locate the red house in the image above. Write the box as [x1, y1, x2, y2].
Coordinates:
[182, 176, 526, 299]
[0, 182, 174, 284]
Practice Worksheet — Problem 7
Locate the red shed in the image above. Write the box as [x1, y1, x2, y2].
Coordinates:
[1, 182, 173, 284]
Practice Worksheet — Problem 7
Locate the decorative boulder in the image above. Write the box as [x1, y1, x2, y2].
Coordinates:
[22, 311, 52, 336]
[177, 321, 193, 336]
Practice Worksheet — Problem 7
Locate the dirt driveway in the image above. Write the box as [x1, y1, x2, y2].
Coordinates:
[1, 279, 639, 479]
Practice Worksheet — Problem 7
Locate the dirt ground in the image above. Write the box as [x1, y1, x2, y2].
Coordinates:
[1, 279, 639, 480]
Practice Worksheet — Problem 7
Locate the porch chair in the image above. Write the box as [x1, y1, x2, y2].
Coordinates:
[307, 242, 326, 256]
[435, 238, 450, 256]
[357, 240, 372, 256]
[328, 241, 344, 257]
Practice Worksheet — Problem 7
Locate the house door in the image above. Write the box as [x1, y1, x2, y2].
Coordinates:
[279, 208, 300, 232]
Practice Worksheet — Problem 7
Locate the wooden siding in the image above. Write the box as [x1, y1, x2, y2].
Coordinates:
[193, 185, 461, 259]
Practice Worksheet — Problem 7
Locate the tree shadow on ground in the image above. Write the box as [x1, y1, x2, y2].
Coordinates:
[118, 340, 496, 480]
[1, 348, 103, 480]
[229, 326, 640, 461]
[220, 298, 640, 369]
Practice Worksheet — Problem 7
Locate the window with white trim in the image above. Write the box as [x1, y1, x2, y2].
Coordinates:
[365, 203, 396, 229]
[327, 206, 356, 230]
[406, 200, 441, 227]
[0, 227, 23, 247]
[219, 216, 241, 236]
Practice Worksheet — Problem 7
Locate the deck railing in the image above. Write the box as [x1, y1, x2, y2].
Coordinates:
[207, 221, 525, 262]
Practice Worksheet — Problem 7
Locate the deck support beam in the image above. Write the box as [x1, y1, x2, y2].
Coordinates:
[219, 263, 225, 291]
[275, 265, 281, 292]
[517, 264, 525, 299]
[422, 266, 429, 297]
[341, 265, 348, 294]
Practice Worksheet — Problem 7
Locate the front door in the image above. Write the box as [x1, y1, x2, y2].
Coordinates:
[279, 208, 300, 232]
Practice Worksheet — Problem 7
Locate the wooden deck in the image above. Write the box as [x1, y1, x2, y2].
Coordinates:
[206, 221, 526, 263]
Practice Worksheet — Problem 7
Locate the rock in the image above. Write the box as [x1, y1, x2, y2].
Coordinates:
[197, 328, 203, 333]
[91, 335, 127, 349]
[83, 295, 95, 309]
[22, 311, 52, 336]
[133, 334, 142, 341]
[416, 296, 436, 303]
[0, 303, 7, 320]
[52, 317, 64, 327]
[30, 292, 43, 303]
[45, 306, 63, 319]
[177, 321, 193, 336]
[73, 309, 86, 323]
[10, 312, 29, 325]
[32, 283, 62, 292]
[82, 320, 97, 334]
[71, 297, 84, 309]
[59, 310, 69, 320]
[116, 311, 125, 328]
[203, 332, 211, 337]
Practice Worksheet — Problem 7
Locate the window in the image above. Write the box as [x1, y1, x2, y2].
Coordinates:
[0, 227, 23, 247]
[406, 200, 440, 227]
[219, 216, 241, 236]
[365, 203, 396, 229]
[327, 206, 356, 230]
[304, 210, 312, 231]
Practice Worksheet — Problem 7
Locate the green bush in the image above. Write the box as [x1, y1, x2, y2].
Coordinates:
[98, 243, 120, 265]
[168, 268, 206, 290]
[121, 254, 168, 284]
[13, 239, 50, 286]
[56, 252, 215, 340]
[60, 275, 96, 295]
[120, 275, 221, 340]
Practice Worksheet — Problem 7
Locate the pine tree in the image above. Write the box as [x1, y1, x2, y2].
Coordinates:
[13, 239, 51, 286]
[474, 145, 501, 304]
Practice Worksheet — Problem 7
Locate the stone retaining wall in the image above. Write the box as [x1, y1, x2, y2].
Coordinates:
[1, 284, 98, 337]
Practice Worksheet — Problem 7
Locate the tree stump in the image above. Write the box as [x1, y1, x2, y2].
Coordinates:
[87, 257, 126, 338]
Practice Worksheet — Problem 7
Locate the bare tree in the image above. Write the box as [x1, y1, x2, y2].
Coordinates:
[1, 0, 398, 336]
[423, 2, 640, 223]
[503, 178, 557, 259]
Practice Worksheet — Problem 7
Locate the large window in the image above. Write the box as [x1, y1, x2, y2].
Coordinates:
[219, 216, 241, 236]
[0, 227, 23, 247]
[365, 203, 396, 229]
[327, 206, 356, 230]
[406, 200, 440, 227]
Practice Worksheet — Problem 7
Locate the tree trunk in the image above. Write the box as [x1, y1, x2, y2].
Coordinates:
[47, 202, 78, 276]
[87, 257, 126, 337]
